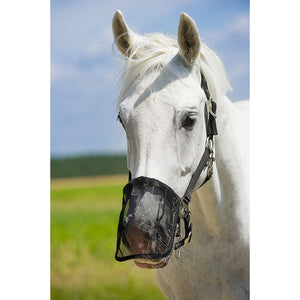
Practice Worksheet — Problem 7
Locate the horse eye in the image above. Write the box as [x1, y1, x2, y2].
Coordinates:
[182, 115, 197, 130]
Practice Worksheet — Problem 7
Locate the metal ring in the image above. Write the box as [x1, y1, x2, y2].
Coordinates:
[206, 137, 214, 150]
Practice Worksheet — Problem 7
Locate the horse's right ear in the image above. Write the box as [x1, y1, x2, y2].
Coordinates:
[112, 10, 132, 57]
[177, 13, 201, 66]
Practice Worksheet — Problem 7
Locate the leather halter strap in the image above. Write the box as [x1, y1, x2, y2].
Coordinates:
[182, 72, 217, 205]
[174, 72, 217, 250]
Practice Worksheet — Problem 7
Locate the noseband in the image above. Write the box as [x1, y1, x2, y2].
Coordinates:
[115, 72, 218, 262]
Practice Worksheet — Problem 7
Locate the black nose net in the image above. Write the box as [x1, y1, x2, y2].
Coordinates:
[115, 176, 181, 262]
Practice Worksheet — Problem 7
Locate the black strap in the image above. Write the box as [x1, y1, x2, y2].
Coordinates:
[201, 72, 217, 138]
[174, 213, 192, 250]
[207, 99, 218, 137]
[182, 73, 217, 205]
[174, 73, 218, 250]
[201, 71, 210, 100]
[182, 147, 210, 205]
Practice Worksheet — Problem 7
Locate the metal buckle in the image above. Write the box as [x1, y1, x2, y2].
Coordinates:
[206, 136, 215, 178]
[174, 248, 181, 259]
[180, 197, 189, 210]
[184, 230, 192, 246]
[175, 199, 192, 252]
[174, 223, 182, 259]
[206, 136, 214, 151]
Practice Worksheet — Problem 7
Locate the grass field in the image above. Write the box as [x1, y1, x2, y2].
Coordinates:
[51, 175, 165, 300]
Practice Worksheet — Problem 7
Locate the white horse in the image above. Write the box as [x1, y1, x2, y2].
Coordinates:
[112, 10, 249, 300]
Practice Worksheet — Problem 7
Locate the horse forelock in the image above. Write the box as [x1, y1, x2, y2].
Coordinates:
[115, 33, 230, 107]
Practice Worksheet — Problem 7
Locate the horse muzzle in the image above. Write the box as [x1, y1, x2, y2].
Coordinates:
[115, 176, 181, 267]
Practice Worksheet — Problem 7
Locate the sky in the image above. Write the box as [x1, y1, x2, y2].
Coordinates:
[51, 0, 249, 157]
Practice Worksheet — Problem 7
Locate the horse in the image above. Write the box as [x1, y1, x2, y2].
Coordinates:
[112, 10, 249, 300]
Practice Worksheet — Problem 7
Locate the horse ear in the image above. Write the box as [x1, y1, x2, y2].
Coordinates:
[177, 13, 201, 65]
[112, 10, 132, 57]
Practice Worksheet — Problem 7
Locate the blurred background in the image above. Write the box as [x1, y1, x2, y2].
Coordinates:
[50, 0, 249, 299]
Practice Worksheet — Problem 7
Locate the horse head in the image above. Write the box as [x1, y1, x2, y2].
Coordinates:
[112, 10, 227, 269]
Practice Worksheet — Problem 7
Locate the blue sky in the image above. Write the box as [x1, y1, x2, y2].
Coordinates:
[51, 0, 249, 157]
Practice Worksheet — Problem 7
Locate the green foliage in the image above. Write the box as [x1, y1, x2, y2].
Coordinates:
[51, 177, 165, 300]
[51, 154, 128, 178]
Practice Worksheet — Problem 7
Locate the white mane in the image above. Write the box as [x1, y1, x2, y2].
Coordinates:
[116, 32, 230, 106]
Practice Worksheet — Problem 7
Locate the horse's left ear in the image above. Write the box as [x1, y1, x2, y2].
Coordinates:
[177, 13, 201, 66]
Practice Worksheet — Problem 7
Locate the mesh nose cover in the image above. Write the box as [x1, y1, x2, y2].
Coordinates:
[115, 176, 181, 261]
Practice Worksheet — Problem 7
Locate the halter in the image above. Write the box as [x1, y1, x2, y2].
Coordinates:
[116, 72, 218, 263]
[174, 72, 217, 251]
[129, 73, 217, 250]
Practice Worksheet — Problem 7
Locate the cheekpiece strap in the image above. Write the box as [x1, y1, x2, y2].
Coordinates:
[182, 73, 218, 205]
[207, 99, 218, 137]
[200, 71, 210, 101]
[175, 73, 218, 250]
[201, 72, 217, 137]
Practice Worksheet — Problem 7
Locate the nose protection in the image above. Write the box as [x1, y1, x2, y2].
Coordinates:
[115, 176, 181, 261]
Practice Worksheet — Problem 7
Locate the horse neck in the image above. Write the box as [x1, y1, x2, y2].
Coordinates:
[191, 96, 249, 243]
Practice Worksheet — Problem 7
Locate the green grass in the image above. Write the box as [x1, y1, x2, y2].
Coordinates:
[51, 176, 165, 300]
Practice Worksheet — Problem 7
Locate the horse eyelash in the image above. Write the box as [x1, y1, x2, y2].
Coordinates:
[117, 113, 123, 124]
[117, 113, 126, 129]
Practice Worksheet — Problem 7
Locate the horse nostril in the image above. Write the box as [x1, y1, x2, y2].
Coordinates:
[122, 220, 152, 254]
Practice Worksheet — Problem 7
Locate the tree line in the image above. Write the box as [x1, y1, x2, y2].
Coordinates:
[51, 154, 128, 178]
